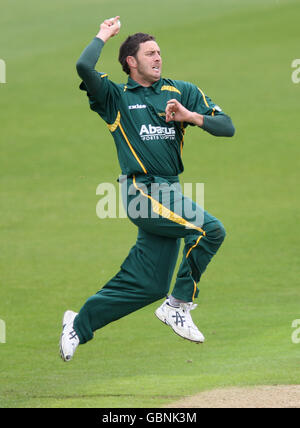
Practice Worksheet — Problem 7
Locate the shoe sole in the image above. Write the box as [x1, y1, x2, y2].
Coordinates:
[59, 310, 77, 362]
[59, 334, 70, 362]
[155, 309, 204, 344]
[60, 330, 71, 362]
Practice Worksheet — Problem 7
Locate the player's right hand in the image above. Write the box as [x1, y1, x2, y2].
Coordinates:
[96, 16, 121, 43]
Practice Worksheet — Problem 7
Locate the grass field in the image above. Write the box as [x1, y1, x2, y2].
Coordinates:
[1, 0, 300, 408]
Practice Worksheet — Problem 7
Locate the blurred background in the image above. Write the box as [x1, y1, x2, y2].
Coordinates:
[0, 0, 299, 408]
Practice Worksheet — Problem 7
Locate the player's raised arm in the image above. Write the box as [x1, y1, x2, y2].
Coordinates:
[75, 17, 121, 123]
[76, 16, 121, 82]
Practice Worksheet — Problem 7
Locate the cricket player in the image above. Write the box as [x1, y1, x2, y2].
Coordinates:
[60, 16, 235, 361]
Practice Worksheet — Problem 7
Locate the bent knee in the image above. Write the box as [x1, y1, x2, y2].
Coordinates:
[217, 220, 226, 241]
[145, 286, 168, 302]
[206, 219, 226, 243]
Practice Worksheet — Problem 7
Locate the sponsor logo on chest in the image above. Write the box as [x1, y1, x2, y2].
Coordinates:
[139, 124, 176, 141]
[128, 104, 147, 110]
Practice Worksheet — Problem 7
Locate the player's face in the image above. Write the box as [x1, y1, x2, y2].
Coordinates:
[134, 41, 162, 84]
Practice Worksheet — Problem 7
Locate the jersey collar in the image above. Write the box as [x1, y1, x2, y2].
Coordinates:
[126, 77, 163, 94]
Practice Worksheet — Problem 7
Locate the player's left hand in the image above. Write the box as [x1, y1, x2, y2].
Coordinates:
[165, 99, 193, 123]
[165, 99, 204, 126]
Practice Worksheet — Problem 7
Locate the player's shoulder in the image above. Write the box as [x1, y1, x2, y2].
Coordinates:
[162, 78, 198, 95]
[96, 72, 125, 93]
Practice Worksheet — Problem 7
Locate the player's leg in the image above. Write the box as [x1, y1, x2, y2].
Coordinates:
[171, 210, 226, 302]
[154, 211, 225, 344]
[60, 227, 180, 359]
[129, 175, 225, 297]
[128, 175, 226, 342]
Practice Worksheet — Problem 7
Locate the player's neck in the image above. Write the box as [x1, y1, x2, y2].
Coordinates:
[129, 72, 160, 88]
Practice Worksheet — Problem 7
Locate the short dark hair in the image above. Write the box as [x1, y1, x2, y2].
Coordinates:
[119, 33, 156, 75]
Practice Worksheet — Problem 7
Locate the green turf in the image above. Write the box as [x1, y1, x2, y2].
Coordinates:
[0, 0, 299, 408]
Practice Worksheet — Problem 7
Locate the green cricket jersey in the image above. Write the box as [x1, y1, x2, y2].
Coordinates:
[77, 37, 235, 177]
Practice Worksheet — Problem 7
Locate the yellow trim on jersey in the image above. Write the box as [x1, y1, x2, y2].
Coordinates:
[161, 85, 181, 95]
[132, 176, 206, 234]
[107, 111, 121, 132]
[119, 124, 148, 174]
[180, 138, 184, 157]
[107, 112, 147, 174]
[101, 73, 108, 78]
[180, 122, 185, 156]
[198, 87, 209, 108]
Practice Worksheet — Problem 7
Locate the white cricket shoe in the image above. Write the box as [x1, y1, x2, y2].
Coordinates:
[59, 310, 79, 362]
[155, 299, 205, 343]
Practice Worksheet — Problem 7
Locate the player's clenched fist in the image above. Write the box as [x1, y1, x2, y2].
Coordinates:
[96, 16, 121, 43]
[165, 99, 190, 122]
[165, 99, 204, 127]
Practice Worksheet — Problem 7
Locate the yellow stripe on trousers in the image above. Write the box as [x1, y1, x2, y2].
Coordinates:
[132, 176, 206, 234]
[186, 234, 204, 259]
[192, 280, 197, 301]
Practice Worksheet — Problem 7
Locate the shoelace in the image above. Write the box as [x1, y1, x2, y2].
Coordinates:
[69, 330, 78, 340]
[180, 302, 198, 312]
[179, 303, 199, 330]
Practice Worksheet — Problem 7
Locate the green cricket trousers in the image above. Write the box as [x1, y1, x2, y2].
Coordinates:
[74, 174, 226, 344]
